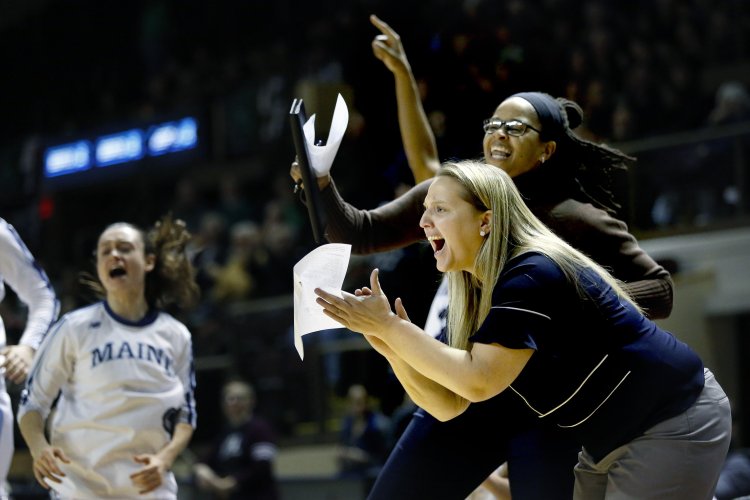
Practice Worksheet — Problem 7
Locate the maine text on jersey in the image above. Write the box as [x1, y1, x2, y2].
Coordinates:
[91, 340, 174, 374]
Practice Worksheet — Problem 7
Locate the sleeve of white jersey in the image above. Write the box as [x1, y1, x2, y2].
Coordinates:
[175, 324, 197, 428]
[0, 219, 60, 349]
[17, 316, 75, 422]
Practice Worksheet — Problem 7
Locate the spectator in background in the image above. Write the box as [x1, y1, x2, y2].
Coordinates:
[703, 81, 750, 220]
[0, 218, 59, 499]
[652, 80, 750, 228]
[268, 173, 306, 236]
[337, 384, 388, 480]
[171, 177, 208, 233]
[189, 211, 228, 296]
[610, 98, 637, 142]
[217, 173, 257, 227]
[708, 81, 750, 126]
[257, 199, 302, 297]
[209, 221, 264, 303]
[193, 379, 279, 500]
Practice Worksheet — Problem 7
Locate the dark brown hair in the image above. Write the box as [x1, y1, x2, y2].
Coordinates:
[84, 214, 200, 310]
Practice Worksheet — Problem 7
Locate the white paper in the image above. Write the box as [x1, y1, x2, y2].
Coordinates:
[302, 93, 349, 176]
[293, 243, 352, 359]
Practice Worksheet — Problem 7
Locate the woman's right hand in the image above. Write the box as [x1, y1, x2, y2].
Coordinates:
[31, 445, 71, 489]
[355, 287, 412, 358]
[370, 15, 411, 76]
[290, 160, 331, 190]
[315, 269, 399, 339]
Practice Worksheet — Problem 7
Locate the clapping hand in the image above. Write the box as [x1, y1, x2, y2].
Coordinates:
[315, 269, 402, 338]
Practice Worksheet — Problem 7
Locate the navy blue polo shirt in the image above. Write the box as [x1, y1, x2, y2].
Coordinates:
[470, 252, 704, 461]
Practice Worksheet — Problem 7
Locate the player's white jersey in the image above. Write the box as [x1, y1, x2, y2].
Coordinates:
[0, 217, 59, 350]
[423, 275, 448, 338]
[0, 218, 58, 499]
[18, 301, 197, 499]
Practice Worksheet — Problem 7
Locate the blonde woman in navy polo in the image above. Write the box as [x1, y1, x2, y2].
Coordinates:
[315, 161, 731, 499]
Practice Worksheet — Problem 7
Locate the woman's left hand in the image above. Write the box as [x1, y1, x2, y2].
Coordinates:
[130, 454, 167, 494]
[1, 344, 35, 384]
[315, 269, 395, 337]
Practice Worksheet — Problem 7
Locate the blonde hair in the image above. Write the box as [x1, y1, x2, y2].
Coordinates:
[438, 160, 640, 350]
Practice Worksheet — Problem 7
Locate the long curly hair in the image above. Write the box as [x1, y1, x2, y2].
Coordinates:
[556, 97, 635, 213]
[515, 92, 636, 214]
[83, 214, 200, 310]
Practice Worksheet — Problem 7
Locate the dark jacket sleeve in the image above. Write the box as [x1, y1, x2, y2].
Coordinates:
[231, 419, 277, 489]
[542, 199, 674, 319]
[318, 179, 431, 254]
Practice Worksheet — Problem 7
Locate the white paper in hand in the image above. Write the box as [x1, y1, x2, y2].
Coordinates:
[293, 243, 351, 359]
[302, 93, 349, 177]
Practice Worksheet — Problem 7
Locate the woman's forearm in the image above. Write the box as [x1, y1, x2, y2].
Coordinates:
[622, 274, 673, 319]
[385, 349, 470, 421]
[392, 64, 441, 183]
[158, 423, 193, 468]
[19, 411, 50, 457]
[315, 274, 528, 405]
[374, 316, 530, 404]
[320, 179, 428, 254]
[363, 333, 468, 420]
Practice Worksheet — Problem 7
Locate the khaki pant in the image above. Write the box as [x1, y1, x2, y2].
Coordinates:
[574, 368, 732, 500]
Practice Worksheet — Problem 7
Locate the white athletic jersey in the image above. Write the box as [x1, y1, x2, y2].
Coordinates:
[0, 218, 58, 498]
[18, 301, 197, 499]
[423, 275, 448, 338]
[0, 217, 59, 351]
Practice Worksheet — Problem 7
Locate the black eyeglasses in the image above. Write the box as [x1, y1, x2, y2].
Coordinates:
[483, 118, 541, 137]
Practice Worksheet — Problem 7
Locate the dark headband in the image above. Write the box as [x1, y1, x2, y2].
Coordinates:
[510, 92, 565, 141]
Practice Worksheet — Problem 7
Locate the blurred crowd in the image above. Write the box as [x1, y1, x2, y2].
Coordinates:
[4, 0, 749, 148]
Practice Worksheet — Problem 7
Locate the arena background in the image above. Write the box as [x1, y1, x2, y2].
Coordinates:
[1, 1, 749, 498]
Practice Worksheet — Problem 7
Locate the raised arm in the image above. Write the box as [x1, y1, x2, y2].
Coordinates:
[370, 15, 441, 183]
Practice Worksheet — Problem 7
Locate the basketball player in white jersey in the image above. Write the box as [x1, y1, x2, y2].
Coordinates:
[18, 216, 198, 499]
[0, 217, 59, 499]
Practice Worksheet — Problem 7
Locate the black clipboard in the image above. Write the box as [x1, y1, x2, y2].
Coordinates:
[290, 98, 326, 244]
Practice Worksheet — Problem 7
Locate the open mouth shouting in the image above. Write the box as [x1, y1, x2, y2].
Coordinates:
[109, 266, 127, 279]
[427, 235, 445, 255]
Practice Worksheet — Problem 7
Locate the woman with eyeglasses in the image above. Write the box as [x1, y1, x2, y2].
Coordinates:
[290, 16, 674, 499]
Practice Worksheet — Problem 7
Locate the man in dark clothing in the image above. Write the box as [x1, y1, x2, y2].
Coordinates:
[193, 380, 279, 500]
